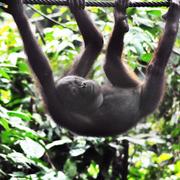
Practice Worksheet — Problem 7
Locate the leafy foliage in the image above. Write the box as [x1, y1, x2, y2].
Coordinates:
[0, 5, 179, 179]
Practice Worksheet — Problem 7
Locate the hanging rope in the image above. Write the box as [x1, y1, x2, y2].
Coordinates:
[23, 0, 170, 7]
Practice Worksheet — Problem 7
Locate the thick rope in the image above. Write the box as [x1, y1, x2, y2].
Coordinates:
[23, 0, 170, 7]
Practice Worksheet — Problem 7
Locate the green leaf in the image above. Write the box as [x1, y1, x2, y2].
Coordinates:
[7, 152, 32, 168]
[0, 106, 8, 119]
[0, 118, 10, 130]
[1, 125, 41, 144]
[141, 53, 153, 63]
[17, 60, 29, 73]
[0, 69, 10, 79]
[88, 161, 100, 179]
[0, 169, 6, 176]
[147, 10, 162, 17]
[64, 159, 77, 178]
[19, 138, 45, 158]
[157, 153, 173, 164]
[0, 89, 11, 103]
[8, 111, 31, 121]
[0, 144, 12, 153]
[46, 137, 72, 149]
[70, 148, 86, 157]
[41, 170, 67, 180]
[70, 137, 88, 157]
[175, 161, 180, 173]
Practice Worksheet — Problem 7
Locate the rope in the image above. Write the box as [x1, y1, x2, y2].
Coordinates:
[23, 0, 170, 7]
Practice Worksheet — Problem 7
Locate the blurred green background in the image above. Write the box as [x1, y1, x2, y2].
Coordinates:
[0, 1, 179, 179]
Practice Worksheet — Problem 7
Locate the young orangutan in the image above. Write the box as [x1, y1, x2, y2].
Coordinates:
[1, 0, 179, 136]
